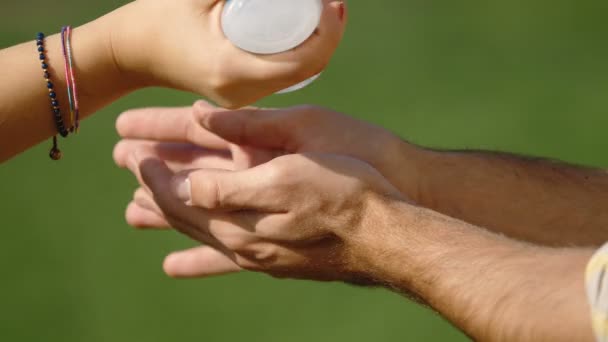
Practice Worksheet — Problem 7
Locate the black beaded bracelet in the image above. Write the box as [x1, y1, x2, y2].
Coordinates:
[37, 32, 69, 160]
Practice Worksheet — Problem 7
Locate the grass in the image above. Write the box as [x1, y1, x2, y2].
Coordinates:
[1, 1, 607, 341]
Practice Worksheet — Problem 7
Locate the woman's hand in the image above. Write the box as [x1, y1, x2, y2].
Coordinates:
[0, 1, 344, 161]
[110, 0, 347, 108]
[124, 148, 404, 281]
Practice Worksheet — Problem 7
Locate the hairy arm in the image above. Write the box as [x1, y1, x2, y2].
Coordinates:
[361, 199, 595, 341]
[396, 143, 608, 246]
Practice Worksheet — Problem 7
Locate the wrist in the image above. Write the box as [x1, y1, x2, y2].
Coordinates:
[343, 195, 421, 287]
[349, 198, 503, 294]
[380, 136, 435, 204]
[103, 2, 155, 90]
[105, 1, 211, 93]
[50, 10, 145, 120]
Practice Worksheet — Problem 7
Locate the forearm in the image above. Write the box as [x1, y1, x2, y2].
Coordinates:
[394, 142, 608, 246]
[359, 200, 595, 341]
[0, 9, 138, 162]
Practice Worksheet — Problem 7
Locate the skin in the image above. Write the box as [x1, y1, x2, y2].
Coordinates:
[0, 0, 346, 162]
[114, 102, 603, 341]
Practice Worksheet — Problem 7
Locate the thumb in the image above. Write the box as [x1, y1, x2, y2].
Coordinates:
[173, 162, 285, 211]
[194, 101, 299, 150]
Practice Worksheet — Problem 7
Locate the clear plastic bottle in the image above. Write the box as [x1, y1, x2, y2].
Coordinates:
[221, 0, 323, 93]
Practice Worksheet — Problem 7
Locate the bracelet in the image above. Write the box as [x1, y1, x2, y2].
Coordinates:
[37, 32, 68, 160]
[61, 26, 80, 133]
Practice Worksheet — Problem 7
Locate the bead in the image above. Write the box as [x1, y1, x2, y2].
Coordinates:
[37, 32, 45, 40]
[59, 129, 69, 138]
[51, 100, 59, 107]
[49, 92, 56, 98]
[53, 108, 60, 115]
[37, 46, 44, 52]
[36, 40, 43, 46]
[41, 63, 48, 69]
[47, 82, 53, 89]
[39, 54, 45, 60]
[44, 72, 50, 79]
[49, 148, 62, 161]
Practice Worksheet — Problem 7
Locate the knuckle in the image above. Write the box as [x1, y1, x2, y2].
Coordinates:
[252, 245, 280, 265]
[192, 176, 223, 209]
[283, 106, 325, 133]
[206, 66, 229, 92]
[233, 242, 281, 269]
[223, 236, 250, 255]
[132, 187, 146, 202]
[184, 114, 198, 144]
[234, 255, 264, 272]
[265, 161, 289, 184]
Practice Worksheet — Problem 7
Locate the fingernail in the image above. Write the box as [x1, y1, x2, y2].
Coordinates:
[338, 1, 346, 21]
[172, 175, 192, 203]
[194, 100, 209, 111]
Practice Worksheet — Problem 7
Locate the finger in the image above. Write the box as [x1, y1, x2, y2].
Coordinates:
[134, 151, 228, 244]
[134, 149, 262, 247]
[173, 162, 288, 211]
[230, 144, 281, 170]
[115, 101, 229, 150]
[122, 143, 232, 197]
[133, 187, 163, 216]
[163, 246, 242, 278]
[126, 202, 170, 229]
[114, 140, 233, 170]
[194, 102, 300, 150]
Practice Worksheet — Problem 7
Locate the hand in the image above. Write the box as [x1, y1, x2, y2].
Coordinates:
[114, 101, 424, 200]
[124, 148, 404, 281]
[108, 0, 347, 108]
[113, 101, 420, 278]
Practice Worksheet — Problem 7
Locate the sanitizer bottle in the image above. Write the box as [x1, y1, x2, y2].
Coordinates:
[221, 0, 324, 93]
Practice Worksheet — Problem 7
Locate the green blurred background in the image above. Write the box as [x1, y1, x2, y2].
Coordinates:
[2, 1, 608, 341]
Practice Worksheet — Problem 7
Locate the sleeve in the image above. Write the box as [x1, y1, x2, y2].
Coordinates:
[586, 243, 608, 342]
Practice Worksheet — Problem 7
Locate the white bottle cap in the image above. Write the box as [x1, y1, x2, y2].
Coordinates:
[275, 73, 321, 94]
[221, 0, 323, 55]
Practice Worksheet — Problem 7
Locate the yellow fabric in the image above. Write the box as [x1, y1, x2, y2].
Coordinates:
[586, 244, 608, 342]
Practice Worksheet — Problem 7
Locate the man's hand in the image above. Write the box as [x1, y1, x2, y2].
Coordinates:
[114, 102, 600, 341]
[118, 130, 598, 342]
[114, 101, 423, 199]
[124, 149, 403, 281]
